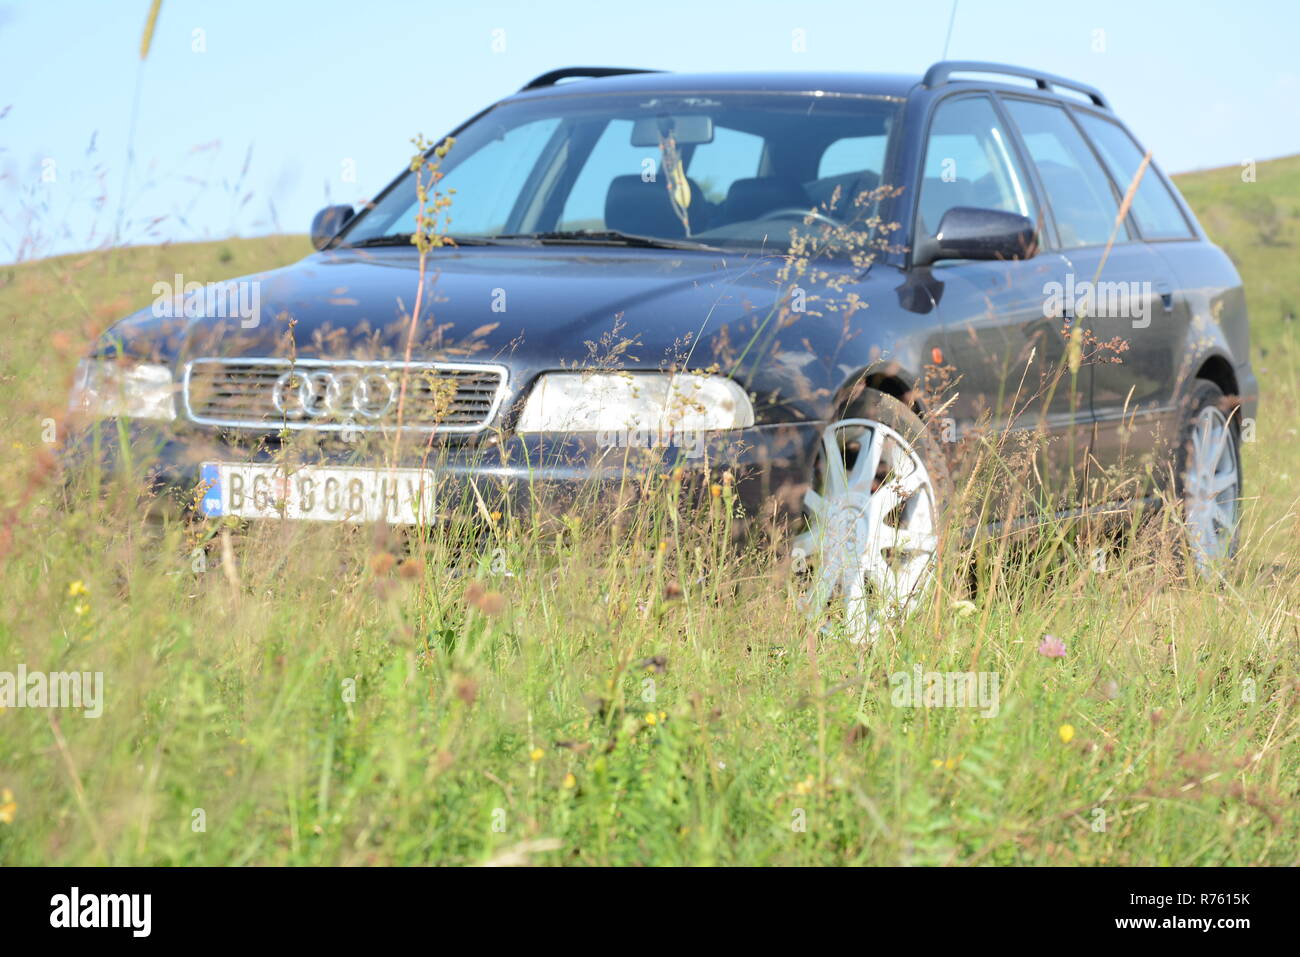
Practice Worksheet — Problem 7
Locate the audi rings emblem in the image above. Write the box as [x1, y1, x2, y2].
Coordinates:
[271, 369, 397, 420]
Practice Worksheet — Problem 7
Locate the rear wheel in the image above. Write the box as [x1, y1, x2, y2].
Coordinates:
[1176, 379, 1242, 575]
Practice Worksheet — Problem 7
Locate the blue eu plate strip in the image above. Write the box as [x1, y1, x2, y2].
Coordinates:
[200, 463, 223, 517]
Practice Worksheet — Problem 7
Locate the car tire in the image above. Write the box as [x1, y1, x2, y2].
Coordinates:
[1174, 378, 1243, 574]
[793, 388, 953, 643]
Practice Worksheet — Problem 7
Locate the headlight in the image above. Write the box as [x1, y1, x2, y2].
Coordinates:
[68, 359, 177, 421]
[516, 372, 754, 433]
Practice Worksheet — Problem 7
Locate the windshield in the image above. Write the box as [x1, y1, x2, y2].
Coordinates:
[341, 91, 900, 253]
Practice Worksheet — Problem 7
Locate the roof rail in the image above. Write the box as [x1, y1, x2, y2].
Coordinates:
[518, 66, 663, 92]
[921, 60, 1109, 109]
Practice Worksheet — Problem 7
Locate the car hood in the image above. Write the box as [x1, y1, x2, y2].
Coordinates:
[98, 244, 902, 419]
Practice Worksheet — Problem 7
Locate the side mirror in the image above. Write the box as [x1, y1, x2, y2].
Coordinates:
[311, 205, 355, 250]
[913, 207, 1038, 266]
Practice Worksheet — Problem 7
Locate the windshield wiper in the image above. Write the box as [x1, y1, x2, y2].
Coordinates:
[344, 234, 536, 248]
[493, 229, 722, 251]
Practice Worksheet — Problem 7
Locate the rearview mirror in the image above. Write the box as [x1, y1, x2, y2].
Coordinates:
[311, 205, 355, 250]
[913, 207, 1038, 266]
[630, 115, 714, 147]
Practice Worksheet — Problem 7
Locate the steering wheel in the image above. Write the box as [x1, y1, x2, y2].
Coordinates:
[757, 207, 841, 228]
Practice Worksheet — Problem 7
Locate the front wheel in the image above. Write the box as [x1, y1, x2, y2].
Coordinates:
[792, 390, 951, 644]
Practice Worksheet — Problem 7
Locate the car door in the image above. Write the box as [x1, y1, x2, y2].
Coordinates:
[1000, 97, 1185, 494]
[1071, 108, 1198, 473]
[916, 94, 1085, 510]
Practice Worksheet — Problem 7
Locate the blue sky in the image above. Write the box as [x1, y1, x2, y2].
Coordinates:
[2, 0, 1296, 262]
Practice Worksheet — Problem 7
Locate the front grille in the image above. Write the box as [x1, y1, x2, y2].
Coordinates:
[183, 358, 508, 433]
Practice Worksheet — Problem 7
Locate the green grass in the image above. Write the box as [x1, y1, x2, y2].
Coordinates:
[0, 165, 1296, 866]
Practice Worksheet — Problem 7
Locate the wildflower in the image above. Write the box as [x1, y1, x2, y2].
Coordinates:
[72, 602, 90, 617]
[952, 599, 977, 618]
[453, 676, 479, 705]
[645, 712, 657, 725]
[562, 772, 576, 789]
[1059, 724, 1075, 744]
[0, 789, 15, 824]
[489, 510, 502, 523]
[1038, 634, 1067, 658]
[710, 483, 723, 498]
[794, 775, 815, 795]
[67, 580, 88, 598]
[529, 748, 544, 762]
[397, 558, 425, 579]
[464, 581, 505, 615]
[638, 655, 667, 674]
[369, 552, 396, 576]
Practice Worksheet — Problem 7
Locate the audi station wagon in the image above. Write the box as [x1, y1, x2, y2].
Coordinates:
[66, 61, 1257, 640]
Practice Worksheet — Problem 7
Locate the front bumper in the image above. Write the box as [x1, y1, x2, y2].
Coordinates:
[61, 420, 823, 528]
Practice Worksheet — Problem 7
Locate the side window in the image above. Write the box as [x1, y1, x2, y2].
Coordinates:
[1002, 99, 1129, 248]
[916, 96, 1036, 238]
[685, 126, 764, 204]
[1073, 112, 1194, 240]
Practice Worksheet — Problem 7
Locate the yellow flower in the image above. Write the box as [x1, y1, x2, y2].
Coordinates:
[645, 712, 657, 725]
[72, 602, 90, 617]
[489, 510, 502, 523]
[67, 580, 88, 597]
[658, 541, 668, 552]
[658, 711, 666, 723]
[1059, 724, 1076, 744]
[0, 788, 16, 824]
[529, 747, 544, 762]
[562, 772, 576, 789]
[794, 775, 815, 795]
[710, 484, 723, 498]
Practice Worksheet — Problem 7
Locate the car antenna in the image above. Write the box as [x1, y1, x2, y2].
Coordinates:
[941, 0, 959, 59]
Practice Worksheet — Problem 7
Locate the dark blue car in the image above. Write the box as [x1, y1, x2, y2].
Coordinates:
[67, 62, 1257, 641]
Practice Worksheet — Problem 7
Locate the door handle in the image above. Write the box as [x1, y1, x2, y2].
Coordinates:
[1154, 281, 1174, 312]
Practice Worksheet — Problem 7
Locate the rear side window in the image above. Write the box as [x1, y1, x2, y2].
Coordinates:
[916, 96, 1036, 237]
[1073, 113, 1194, 240]
[1002, 98, 1129, 248]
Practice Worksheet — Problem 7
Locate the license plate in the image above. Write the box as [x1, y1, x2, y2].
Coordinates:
[200, 463, 436, 523]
